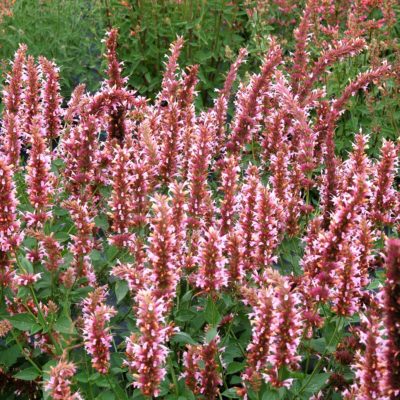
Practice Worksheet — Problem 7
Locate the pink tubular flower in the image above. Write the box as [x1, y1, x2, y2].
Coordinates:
[3, 44, 26, 115]
[187, 117, 214, 228]
[45, 360, 83, 400]
[25, 116, 54, 227]
[252, 184, 283, 274]
[13, 272, 41, 287]
[182, 333, 223, 398]
[299, 38, 366, 102]
[39, 56, 63, 143]
[82, 286, 116, 374]
[265, 277, 302, 388]
[331, 241, 362, 317]
[212, 48, 248, 154]
[272, 72, 316, 187]
[21, 55, 40, 138]
[148, 194, 179, 304]
[170, 181, 188, 270]
[62, 114, 100, 200]
[345, 310, 386, 400]
[290, 0, 313, 94]
[64, 199, 96, 285]
[104, 29, 126, 90]
[226, 40, 282, 154]
[0, 157, 22, 252]
[108, 144, 135, 248]
[28, 230, 62, 272]
[219, 155, 240, 234]
[125, 289, 174, 397]
[158, 102, 182, 183]
[238, 165, 259, 273]
[194, 226, 228, 294]
[382, 239, 400, 398]
[160, 36, 184, 101]
[242, 285, 275, 389]
[340, 133, 371, 194]
[304, 175, 368, 303]
[64, 83, 86, 124]
[0, 46, 27, 166]
[226, 229, 244, 285]
[130, 156, 151, 227]
[332, 63, 391, 119]
[370, 140, 398, 226]
[1, 111, 21, 169]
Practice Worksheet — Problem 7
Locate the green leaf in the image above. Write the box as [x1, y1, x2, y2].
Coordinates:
[95, 214, 109, 231]
[204, 298, 221, 326]
[115, 280, 129, 304]
[205, 327, 218, 344]
[171, 332, 198, 346]
[54, 314, 76, 334]
[0, 344, 21, 367]
[19, 257, 34, 273]
[8, 313, 40, 332]
[221, 388, 240, 398]
[303, 373, 330, 395]
[13, 367, 40, 381]
[261, 389, 279, 400]
[97, 392, 115, 400]
[227, 361, 245, 375]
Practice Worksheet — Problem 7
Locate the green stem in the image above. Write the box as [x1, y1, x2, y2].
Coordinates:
[295, 317, 342, 398]
[168, 354, 179, 396]
[11, 330, 42, 374]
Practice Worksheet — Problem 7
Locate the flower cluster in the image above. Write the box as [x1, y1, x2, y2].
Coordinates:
[82, 287, 116, 374]
[0, 12, 398, 400]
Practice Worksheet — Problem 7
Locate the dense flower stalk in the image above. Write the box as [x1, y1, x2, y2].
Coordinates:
[148, 194, 179, 303]
[45, 360, 82, 400]
[370, 140, 398, 226]
[266, 278, 302, 388]
[125, 289, 173, 397]
[64, 199, 96, 285]
[39, 57, 63, 142]
[252, 184, 283, 275]
[212, 48, 248, 153]
[345, 310, 386, 400]
[21, 55, 40, 138]
[3, 44, 26, 115]
[130, 155, 151, 227]
[238, 165, 259, 273]
[194, 226, 228, 293]
[226, 230, 244, 284]
[182, 334, 223, 398]
[1, 111, 21, 168]
[27, 230, 62, 272]
[290, 0, 313, 94]
[187, 118, 214, 227]
[160, 36, 184, 101]
[82, 287, 116, 374]
[219, 156, 240, 234]
[383, 239, 400, 398]
[62, 114, 100, 199]
[104, 29, 126, 89]
[299, 38, 366, 101]
[159, 103, 182, 183]
[226, 41, 282, 154]
[242, 285, 275, 388]
[0, 157, 22, 252]
[108, 145, 135, 248]
[25, 117, 54, 227]
[64, 83, 86, 124]
[170, 181, 188, 270]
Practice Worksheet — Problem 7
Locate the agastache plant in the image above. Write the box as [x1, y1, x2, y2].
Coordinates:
[0, 9, 398, 399]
